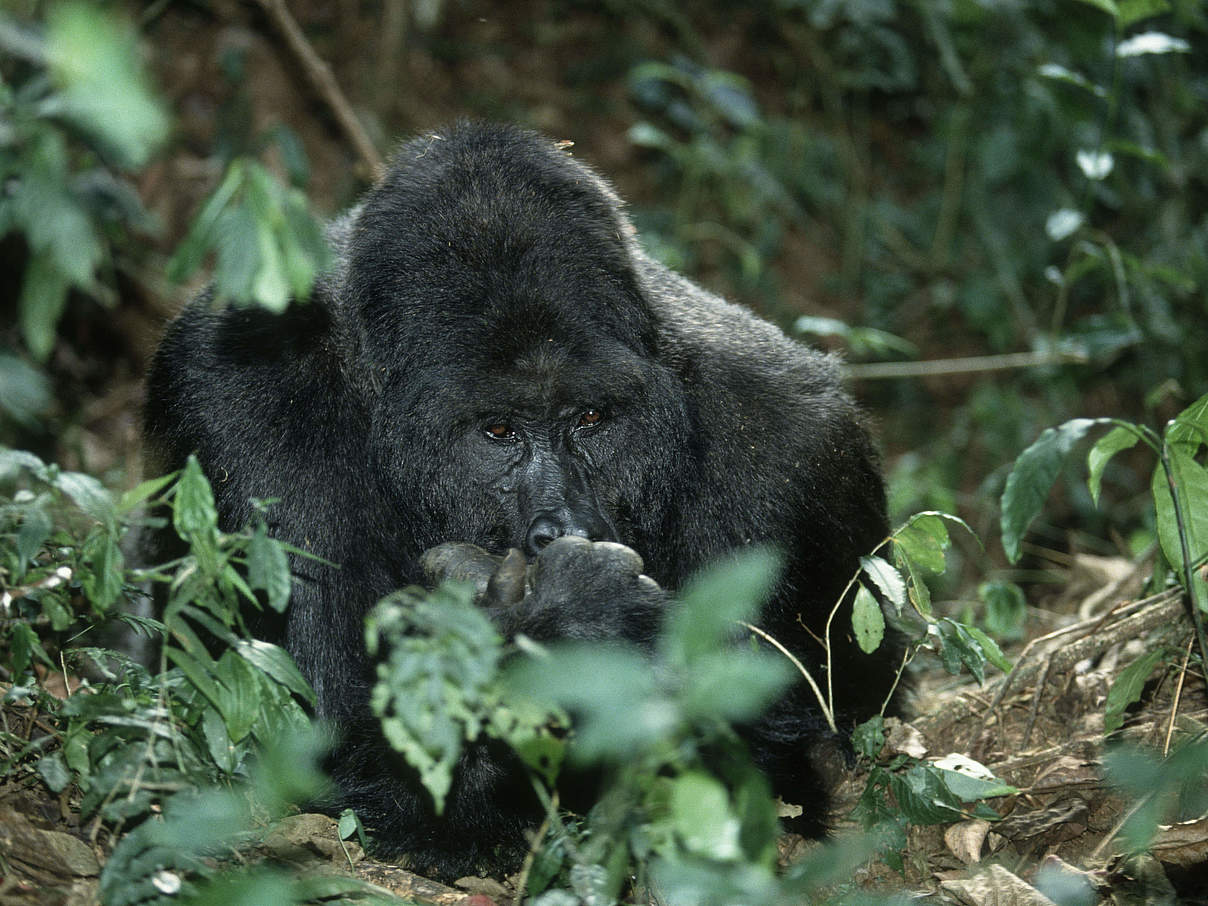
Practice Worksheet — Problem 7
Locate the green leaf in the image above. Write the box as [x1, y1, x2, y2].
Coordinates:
[1036, 63, 1108, 99]
[173, 455, 218, 542]
[0, 354, 52, 424]
[1152, 445, 1208, 611]
[16, 504, 53, 576]
[46, 3, 168, 169]
[664, 547, 782, 667]
[117, 472, 178, 515]
[978, 580, 1027, 639]
[368, 585, 503, 812]
[1001, 419, 1109, 563]
[852, 584, 886, 654]
[1167, 391, 1208, 452]
[19, 251, 70, 362]
[81, 531, 124, 613]
[505, 643, 665, 763]
[860, 555, 906, 613]
[962, 625, 1012, 674]
[36, 752, 72, 793]
[1087, 424, 1142, 506]
[234, 639, 315, 705]
[889, 764, 967, 825]
[670, 771, 742, 861]
[852, 715, 885, 760]
[1118, 0, 1171, 27]
[681, 650, 792, 723]
[247, 523, 292, 613]
[53, 470, 116, 527]
[1104, 648, 1167, 733]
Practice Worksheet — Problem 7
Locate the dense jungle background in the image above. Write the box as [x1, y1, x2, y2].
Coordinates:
[2, 1, 1208, 904]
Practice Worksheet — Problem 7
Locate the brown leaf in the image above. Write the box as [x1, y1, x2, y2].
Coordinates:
[945, 819, 992, 865]
[940, 864, 1059, 906]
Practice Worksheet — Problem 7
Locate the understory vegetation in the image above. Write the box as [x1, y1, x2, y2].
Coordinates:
[2, 1, 1207, 904]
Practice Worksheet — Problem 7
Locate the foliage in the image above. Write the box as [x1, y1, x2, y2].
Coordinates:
[167, 157, 332, 313]
[1000, 392, 1208, 734]
[0, 449, 406, 905]
[624, 0, 1207, 562]
[0, 2, 167, 364]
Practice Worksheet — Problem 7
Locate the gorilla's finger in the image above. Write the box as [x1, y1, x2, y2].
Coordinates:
[485, 547, 528, 609]
[420, 542, 500, 595]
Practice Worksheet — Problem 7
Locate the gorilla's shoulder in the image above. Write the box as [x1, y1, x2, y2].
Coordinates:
[632, 248, 844, 397]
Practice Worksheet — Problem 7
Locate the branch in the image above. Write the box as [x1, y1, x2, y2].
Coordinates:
[843, 350, 1088, 381]
[255, 0, 384, 177]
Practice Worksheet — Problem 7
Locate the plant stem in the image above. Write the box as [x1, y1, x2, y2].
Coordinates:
[1160, 442, 1208, 671]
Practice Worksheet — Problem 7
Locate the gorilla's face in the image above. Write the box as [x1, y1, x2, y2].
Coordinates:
[370, 296, 690, 573]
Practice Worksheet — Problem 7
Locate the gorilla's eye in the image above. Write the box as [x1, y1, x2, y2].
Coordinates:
[484, 423, 517, 441]
[578, 409, 603, 428]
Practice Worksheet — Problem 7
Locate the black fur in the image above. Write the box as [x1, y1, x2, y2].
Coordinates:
[145, 122, 896, 876]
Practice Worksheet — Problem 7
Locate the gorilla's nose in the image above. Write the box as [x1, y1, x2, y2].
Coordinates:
[525, 510, 610, 557]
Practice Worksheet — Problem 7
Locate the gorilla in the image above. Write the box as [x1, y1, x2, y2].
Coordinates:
[145, 121, 896, 876]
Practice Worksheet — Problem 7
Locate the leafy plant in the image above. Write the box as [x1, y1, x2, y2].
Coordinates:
[1000, 391, 1208, 729]
[0, 3, 168, 362]
[0, 449, 408, 904]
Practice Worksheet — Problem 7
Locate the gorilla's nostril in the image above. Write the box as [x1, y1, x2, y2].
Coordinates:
[525, 514, 564, 554]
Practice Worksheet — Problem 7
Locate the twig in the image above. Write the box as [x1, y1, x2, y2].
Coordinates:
[254, 0, 384, 177]
[740, 621, 836, 734]
[843, 350, 1088, 382]
[1020, 654, 1054, 749]
[1163, 636, 1194, 757]
[514, 789, 559, 905]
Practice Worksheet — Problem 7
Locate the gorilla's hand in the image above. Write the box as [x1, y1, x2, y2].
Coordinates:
[421, 537, 666, 646]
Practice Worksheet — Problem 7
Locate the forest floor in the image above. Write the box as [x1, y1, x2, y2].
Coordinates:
[3, 552, 1206, 906]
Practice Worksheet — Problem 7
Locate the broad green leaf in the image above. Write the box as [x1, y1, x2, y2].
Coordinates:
[213, 650, 261, 743]
[664, 547, 781, 667]
[1104, 647, 1167, 733]
[889, 765, 967, 825]
[252, 216, 290, 312]
[681, 650, 792, 723]
[234, 639, 315, 705]
[852, 584, 886, 654]
[860, 554, 906, 612]
[368, 586, 503, 812]
[1087, 424, 1142, 506]
[670, 772, 742, 861]
[1001, 419, 1109, 563]
[248, 523, 292, 613]
[1152, 446, 1208, 611]
[893, 514, 949, 574]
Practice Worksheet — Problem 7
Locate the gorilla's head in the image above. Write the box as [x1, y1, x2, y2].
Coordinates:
[346, 124, 691, 571]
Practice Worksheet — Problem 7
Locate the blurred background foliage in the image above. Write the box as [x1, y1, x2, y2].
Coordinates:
[1, 0, 1206, 607]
